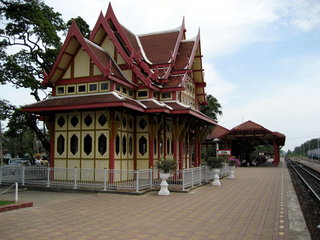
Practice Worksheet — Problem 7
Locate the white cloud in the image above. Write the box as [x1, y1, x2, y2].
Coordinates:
[218, 57, 320, 151]
[45, 0, 320, 57]
[203, 63, 237, 106]
[286, 0, 320, 31]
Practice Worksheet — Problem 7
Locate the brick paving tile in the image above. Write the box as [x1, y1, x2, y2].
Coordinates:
[0, 158, 310, 240]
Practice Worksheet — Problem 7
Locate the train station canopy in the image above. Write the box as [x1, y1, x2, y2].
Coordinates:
[205, 120, 286, 166]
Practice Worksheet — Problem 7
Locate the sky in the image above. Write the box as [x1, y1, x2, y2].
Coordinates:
[1, 0, 320, 152]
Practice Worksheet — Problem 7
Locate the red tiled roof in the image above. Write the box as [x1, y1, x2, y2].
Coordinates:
[22, 93, 144, 112]
[207, 125, 229, 139]
[138, 31, 179, 64]
[163, 75, 185, 89]
[140, 100, 170, 109]
[174, 41, 194, 70]
[164, 101, 189, 111]
[217, 120, 286, 146]
[232, 120, 267, 131]
[121, 25, 141, 54]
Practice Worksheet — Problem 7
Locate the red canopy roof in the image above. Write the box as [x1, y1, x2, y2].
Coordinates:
[207, 120, 286, 146]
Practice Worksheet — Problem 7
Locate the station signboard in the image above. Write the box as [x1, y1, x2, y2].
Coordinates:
[217, 149, 231, 156]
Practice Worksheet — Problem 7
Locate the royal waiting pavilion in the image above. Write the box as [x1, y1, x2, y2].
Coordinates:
[23, 4, 216, 177]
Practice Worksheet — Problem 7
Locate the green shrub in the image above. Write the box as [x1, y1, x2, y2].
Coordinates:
[157, 159, 176, 173]
[206, 157, 225, 170]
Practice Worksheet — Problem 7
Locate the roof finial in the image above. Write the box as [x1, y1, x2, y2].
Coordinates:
[106, 2, 115, 19]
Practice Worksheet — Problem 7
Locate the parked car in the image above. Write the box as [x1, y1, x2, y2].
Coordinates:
[8, 158, 31, 166]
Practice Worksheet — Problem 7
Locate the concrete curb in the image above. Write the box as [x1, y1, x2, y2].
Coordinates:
[286, 164, 312, 240]
[0, 202, 33, 213]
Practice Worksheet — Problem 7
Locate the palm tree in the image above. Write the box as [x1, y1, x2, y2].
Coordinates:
[200, 94, 222, 120]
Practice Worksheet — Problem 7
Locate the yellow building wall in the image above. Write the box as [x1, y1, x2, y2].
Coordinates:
[93, 64, 102, 76]
[62, 66, 71, 79]
[123, 70, 132, 82]
[54, 110, 110, 177]
[136, 115, 149, 169]
[74, 49, 90, 77]
[117, 53, 125, 64]
[101, 37, 114, 57]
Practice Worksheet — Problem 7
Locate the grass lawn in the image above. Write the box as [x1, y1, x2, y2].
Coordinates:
[0, 200, 15, 206]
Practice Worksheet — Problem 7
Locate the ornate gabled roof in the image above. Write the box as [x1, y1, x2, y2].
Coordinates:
[43, 21, 110, 85]
[174, 41, 195, 70]
[138, 30, 180, 65]
[28, 3, 212, 122]
[89, 3, 206, 91]
[84, 39, 129, 82]
[42, 21, 132, 87]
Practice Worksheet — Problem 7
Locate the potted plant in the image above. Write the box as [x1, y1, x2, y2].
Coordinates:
[227, 156, 240, 167]
[227, 156, 240, 179]
[157, 159, 176, 195]
[206, 157, 225, 186]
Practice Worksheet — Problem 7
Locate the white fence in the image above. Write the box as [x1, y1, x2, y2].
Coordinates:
[0, 164, 231, 193]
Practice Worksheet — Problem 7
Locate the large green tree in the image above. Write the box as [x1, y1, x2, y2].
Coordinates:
[0, 0, 92, 157]
[200, 94, 222, 120]
[0, 0, 66, 155]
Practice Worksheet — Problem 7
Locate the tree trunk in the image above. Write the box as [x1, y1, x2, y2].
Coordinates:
[25, 112, 50, 156]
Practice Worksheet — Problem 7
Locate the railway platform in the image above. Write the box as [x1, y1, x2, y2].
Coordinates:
[0, 158, 311, 240]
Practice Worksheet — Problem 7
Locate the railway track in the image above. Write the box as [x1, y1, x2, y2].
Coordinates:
[287, 160, 320, 201]
[286, 159, 320, 240]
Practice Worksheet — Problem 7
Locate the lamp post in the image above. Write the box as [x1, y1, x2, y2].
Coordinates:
[213, 138, 220, 157]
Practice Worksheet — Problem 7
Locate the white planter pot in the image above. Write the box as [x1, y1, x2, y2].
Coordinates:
[212, 168, 221, 186]
[228, 166, 235, 179]
[158, 173, 170, 195]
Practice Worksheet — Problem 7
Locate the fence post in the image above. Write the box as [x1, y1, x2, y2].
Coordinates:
[103, 168, 107, 191]
[149, 168, 152, 189]
[15, 182, 18, 203]
[136, 170, 140, 193]
[47, 167, 50, 187]
[206, 166, 208, 182]
[74, 167, 78, 189]
[22, 166, 25, 186]
[199, 167, 202, 185]
[191, 168, 194, 188]
[182, 169, 185, 191]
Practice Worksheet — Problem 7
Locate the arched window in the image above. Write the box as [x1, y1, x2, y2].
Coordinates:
[116, 135, 120, 155]
[139, 136, 147, 156]
[98, 134, 107, 155]
[129, 136, 133, 155]
[70, 134, 78, 155]
[84, 134, 92, 155]
[57, 135, 65, 155]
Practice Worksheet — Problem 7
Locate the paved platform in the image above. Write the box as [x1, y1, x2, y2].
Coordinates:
[0, 158, 310, 240]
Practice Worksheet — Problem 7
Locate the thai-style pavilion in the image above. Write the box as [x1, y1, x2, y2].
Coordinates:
[204, 121, 286, 166]
[23, 4, 216, 173]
